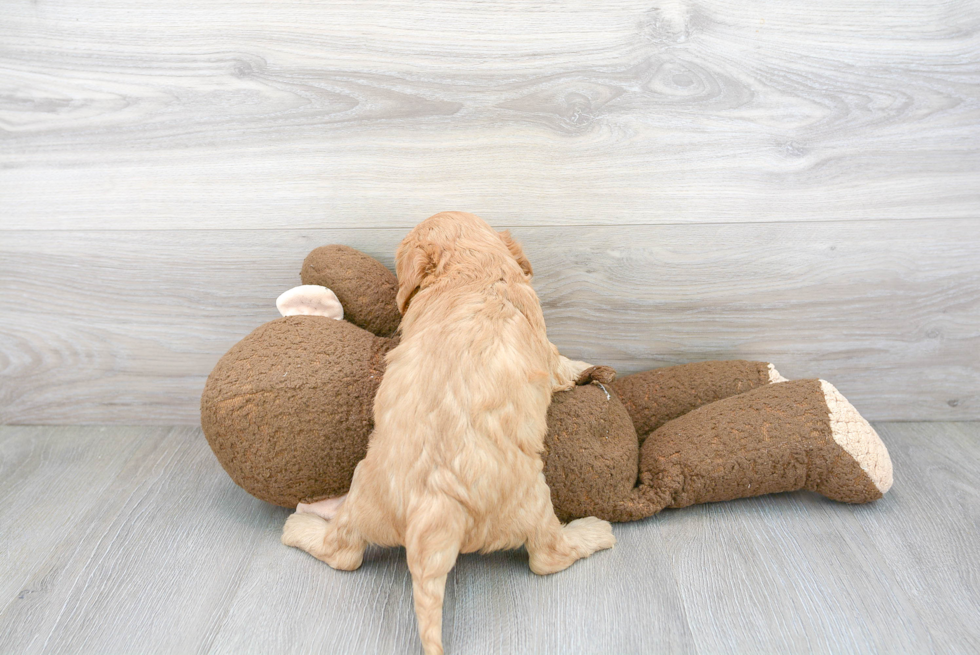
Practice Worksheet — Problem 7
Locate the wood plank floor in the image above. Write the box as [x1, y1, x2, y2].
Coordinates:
[1, 422, 977, 654]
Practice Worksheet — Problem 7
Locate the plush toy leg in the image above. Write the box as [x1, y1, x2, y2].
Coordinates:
[611, 360, 785, 444]
[635, 379, 893, 510]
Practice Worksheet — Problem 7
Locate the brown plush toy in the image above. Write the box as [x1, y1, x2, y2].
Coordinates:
[201, 246, 893, 522]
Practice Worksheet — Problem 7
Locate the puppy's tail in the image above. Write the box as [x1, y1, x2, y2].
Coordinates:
[405, 497, 465, 655]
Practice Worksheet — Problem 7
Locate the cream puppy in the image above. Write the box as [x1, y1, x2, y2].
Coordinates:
[282, 212, 615, 655]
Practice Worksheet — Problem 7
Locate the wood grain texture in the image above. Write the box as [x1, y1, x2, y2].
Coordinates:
[0, 426, 156, 613]
[1, 0, 979, 229]
[0, 426, 286, 653]
[1, 219, 977, 424]
[850, 422, 980, 651]
[1, 423, 978, 653]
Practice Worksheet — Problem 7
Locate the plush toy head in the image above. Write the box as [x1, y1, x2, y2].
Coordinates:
[201, 315, 395, 507]
[201, 246, 401, 507]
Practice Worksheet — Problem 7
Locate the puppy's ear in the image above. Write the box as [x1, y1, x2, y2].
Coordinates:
[395, 236, 445, 314]
[395, 236, 426, 315]
[498, 230, 533, 277]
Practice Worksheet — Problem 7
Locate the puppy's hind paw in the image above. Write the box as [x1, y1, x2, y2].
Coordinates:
[282, 511, 366, 571]
[564, 516, 616, 555]
[528, 516, 616, 575]
[282, 511, 329, 552]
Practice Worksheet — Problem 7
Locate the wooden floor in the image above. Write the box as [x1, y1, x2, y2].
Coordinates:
[1, 422, 978, 654]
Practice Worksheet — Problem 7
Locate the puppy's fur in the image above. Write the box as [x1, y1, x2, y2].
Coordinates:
[282, 212, 615, 655]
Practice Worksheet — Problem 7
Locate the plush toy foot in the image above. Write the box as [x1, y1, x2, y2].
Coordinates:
[297, 494, 347, 520]
[811, 380, 893, 501]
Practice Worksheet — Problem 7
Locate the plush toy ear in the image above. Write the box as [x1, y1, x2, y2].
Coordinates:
[276, 285, 344, 319]
[395, 235, 445, 314]
[498, 230, 533, 278]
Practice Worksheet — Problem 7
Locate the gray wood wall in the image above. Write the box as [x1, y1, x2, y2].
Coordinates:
[2, 0, 978, 423]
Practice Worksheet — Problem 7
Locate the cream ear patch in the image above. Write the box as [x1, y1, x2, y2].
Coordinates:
[820, 380, 894, 494]
[276, 285, 344, 320]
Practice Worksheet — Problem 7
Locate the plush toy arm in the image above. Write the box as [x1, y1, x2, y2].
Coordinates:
[611, 360, 785, 445]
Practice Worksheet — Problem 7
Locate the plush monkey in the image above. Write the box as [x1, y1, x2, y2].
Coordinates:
[201, 246, 892, 521]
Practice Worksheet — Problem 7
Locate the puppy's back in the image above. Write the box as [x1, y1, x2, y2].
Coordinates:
[368, 279, 554, 546]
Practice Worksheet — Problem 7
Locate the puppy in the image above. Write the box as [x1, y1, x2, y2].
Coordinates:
[282, 211, 615, 655]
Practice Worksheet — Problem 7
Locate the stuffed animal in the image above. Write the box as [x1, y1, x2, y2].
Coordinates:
[201, 246, 893, 522]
